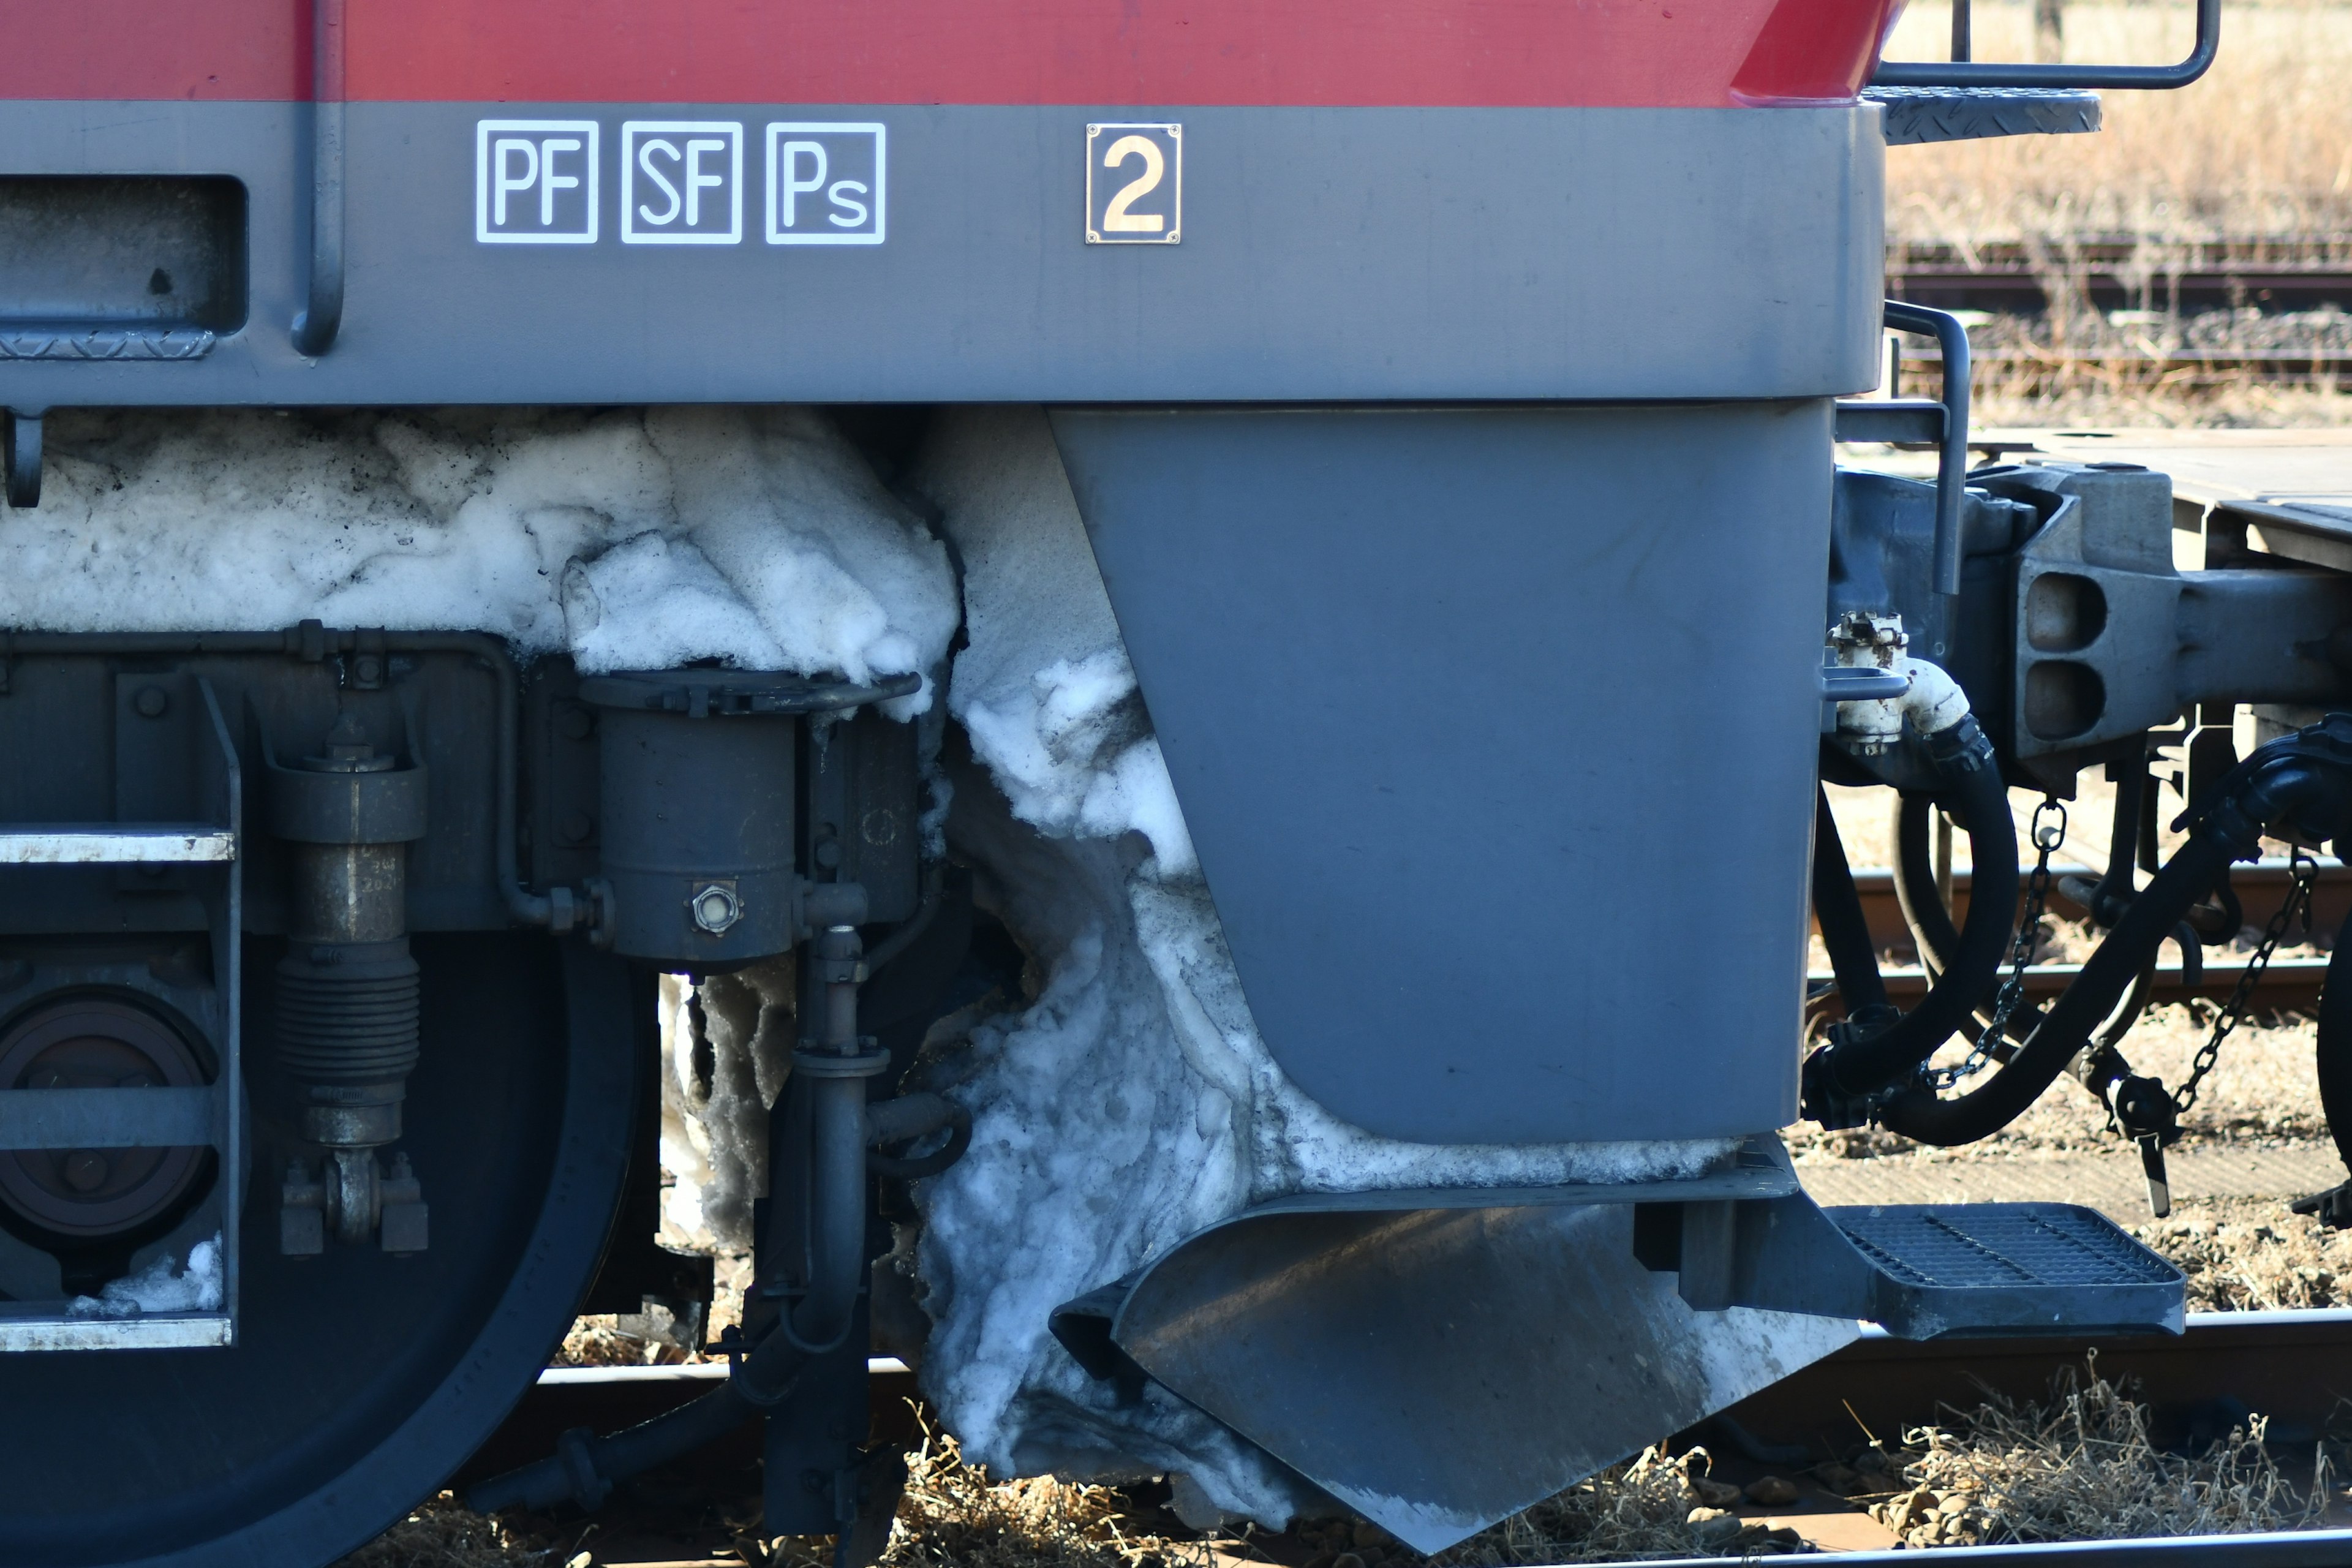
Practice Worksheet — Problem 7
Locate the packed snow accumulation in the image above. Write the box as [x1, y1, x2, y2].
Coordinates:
[68, 1232, 223, 1318]
[902, 407, 1740, 1524]
[26, 407, 958, 718]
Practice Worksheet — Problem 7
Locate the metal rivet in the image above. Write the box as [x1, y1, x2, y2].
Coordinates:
[133, 686, 168, 718]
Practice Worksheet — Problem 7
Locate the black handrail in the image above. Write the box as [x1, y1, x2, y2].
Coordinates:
[1882, 302, 1970, 598]
[1874, 0, 2218, 89]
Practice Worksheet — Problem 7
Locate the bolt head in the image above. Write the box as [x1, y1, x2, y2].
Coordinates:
[61, 1150, 109, 1193]
[132, 686, 168, 718]
[689, 883, 744, 935]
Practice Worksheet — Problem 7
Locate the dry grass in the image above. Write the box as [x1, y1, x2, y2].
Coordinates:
[758, 1422, 1213, 1568]
[1876, 0, 2352, 423]
[2139, 1196, 2352, 1308]
[1428, 1449, 1808, 1562]
[1866, 1359, 2330, 1546]
[1885, 0, 2352, 248]
[333, 1493, 561, 1568]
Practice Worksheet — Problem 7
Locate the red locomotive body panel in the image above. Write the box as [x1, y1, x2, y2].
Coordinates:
[8, 0, 1901, 108]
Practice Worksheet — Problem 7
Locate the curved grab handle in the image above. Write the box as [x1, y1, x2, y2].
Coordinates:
[291, 0, 345, 357]
[1874, 0, 2217, 88]
[1883, 302, 1970, 598]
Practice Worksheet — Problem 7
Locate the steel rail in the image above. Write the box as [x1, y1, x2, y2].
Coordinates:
[473, 1323, 2352, 1562]
[1635, 1528, 2352, 1564]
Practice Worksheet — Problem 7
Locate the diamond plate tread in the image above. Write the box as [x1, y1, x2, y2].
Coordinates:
[1830, 1204, 2179, 1291]
[1865, 86, 2101, 146]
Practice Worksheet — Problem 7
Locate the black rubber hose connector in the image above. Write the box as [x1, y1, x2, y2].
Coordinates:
[466, 1319, 818, 1514]
[1812, 786, 1890, 1017]
[1882, 758, 2343, 1147]
[2295, 908, 2352, 1227]
[1806, 719, 2018, 1104]
[467, 1382, 760, 1513]
[2315, 907, 2352, 1180]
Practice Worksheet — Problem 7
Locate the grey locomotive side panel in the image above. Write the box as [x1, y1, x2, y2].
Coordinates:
[1055, 402, 1832, 1145]
[0, 102, 1883, 405]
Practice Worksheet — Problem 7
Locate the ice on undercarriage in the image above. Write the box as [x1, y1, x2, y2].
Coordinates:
[17, 404, 1726, 1525]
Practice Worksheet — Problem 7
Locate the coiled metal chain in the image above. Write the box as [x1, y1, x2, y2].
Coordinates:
[2173, 846, 2317, 1115]
[1928, 796, 2065, 1090]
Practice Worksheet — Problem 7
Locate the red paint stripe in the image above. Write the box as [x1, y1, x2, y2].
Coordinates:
[0, 0, 1891, 108]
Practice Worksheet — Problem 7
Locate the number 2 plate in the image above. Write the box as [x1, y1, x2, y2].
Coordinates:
[1086, 124, 1181, 245]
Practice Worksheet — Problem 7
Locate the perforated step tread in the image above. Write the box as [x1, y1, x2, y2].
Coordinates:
[1823, 1202, 2183, 1338]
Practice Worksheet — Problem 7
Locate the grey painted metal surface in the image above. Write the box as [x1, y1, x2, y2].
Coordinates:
[1985, 462, 2352, 760]
[0, 102, 1882, 405]
[1102, 1199, 1858, 1553]
[1053, 404, 1834, 1144]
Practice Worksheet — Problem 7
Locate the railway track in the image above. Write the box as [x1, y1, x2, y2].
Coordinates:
[1888, 345, 2352, 389]
[1887, 241, 2352, 315]
[472, 1323, 2352, 1566]
[1875, 245, 2352, 385]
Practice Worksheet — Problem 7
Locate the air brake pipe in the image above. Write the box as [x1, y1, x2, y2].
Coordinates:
[1807, 733, 2016, 1102]
[1807, 652, 2018, 1104]
[774, 924, 888, 1360]
[1880, 755, 2349, 1147]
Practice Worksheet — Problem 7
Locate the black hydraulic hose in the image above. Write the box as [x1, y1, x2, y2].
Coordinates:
[1892, 793, 1965, 979]
[2316, 908, 2352, 1177]
[1879, 831, 2237, 1146]
[1881, 760, 2343, 1147]
[1812, 787, 1889, 1016]
[1810, 731, 2019, 1099]
[466, 1311, 823, 1513]
[1897, 792, 2058, 1039]
[467, 1379, 763, 1513]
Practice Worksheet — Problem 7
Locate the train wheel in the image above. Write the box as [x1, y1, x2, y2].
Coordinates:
[0, 934, 636, 1568]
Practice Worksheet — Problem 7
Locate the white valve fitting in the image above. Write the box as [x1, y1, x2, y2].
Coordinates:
[1829, 611, 1971, 753]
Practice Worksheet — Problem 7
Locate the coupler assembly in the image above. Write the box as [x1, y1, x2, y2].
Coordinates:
[271, 712, 431, 1255]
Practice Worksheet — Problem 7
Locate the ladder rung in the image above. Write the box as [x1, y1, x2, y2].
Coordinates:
[0, 826, 234, 864]
[0, 1086, 213, 1150]
[0, 1315, 232, 1352]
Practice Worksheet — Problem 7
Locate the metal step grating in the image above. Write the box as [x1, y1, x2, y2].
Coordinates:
[1832, 1204, 2181, 1291]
